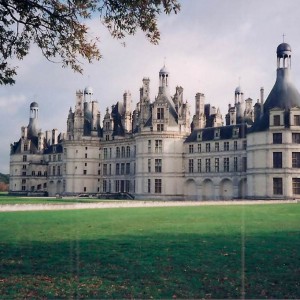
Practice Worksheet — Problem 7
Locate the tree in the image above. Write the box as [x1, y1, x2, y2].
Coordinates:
[0, 0, 180, 85]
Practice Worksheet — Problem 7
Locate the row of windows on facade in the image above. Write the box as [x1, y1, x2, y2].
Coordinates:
[273, 132, 300, 144]
[21, 182, 47, 191]
[273, 152, 300, 168]
[188, 140, 247, 154]
[273, 114, 300, 126]
[273, 178, 300, 195]
[188, 157, 247, 173]
[197, 127, 241, 142]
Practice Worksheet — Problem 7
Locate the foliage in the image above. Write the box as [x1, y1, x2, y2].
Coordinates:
[0, 204, 299, 298]
[0, 0, 180, 85]
[0, 173, 9, 184]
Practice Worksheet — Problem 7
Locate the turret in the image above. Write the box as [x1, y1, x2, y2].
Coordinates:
[28, 102, 39, 138]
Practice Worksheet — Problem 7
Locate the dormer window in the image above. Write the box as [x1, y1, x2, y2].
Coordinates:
[197, 132, 202, 142]
[294, 115, 300, 126]
[233, 127, 239, 138]
[214, 129, 220, 139]
[273, 115, 280, 126]
[157, 107, 164, 120]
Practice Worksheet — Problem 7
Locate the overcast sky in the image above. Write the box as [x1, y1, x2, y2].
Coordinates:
[1, 0, 300, 173]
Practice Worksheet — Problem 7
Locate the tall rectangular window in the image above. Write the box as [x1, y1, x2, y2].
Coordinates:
[273, 178, 283, 195]
[274, 115, 280, 126]
[148, 140, 151, 153]
[121, 163, 125, 175]
[189, 144, 194, 153]
[205, 158, 211, 172]
[224, 157, 229, 172]
[157, 124, 164, 132]
[273, 152, 282, 168]
[23, 155, 27, 162]
[103, 148, 108, 159]
[126, 163, 130, 174]
[103, 180, 107, 192]
[121, 146, 126, 158]
[189, 159, 194, 173]
[234, 141, 238, 150]
[206, 143, 210, 152]
[292, 178, 300, 194]
[148, 179, 151, 193]
[197, 159, 202, 173]
[148, 159, 151, 172]
[155, 159, 162, 173]
[155, 140, 162, 153]
[292, 152, 300, 168]
[155, 179, 162, 193]
[292, 133, 300, 143]
[116, 147, 120, 158]
[198, 144, 201, 153]
[234, 157, 238, 172]
[294, 115, 300, 125]
[273, 133, 282, 144]
[215, 158, 219, 172]
[116, 163, 119, 175]
[215, 142, 219, 152]
[103, 164, 107, 175]
[242, 157, 247, 172]
[126, 146, 130, 157]
[157, 107, 164, 120]
[224, 141, 229, 151]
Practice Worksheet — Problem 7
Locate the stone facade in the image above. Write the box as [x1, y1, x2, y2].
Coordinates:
[9, 43, 300, 200]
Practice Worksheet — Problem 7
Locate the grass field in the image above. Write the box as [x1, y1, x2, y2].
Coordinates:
[0, 203, 299, 299]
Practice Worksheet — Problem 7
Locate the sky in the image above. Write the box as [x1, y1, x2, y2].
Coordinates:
[2, 0, 300, 173]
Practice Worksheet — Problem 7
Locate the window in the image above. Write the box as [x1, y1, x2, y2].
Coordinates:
[22, 165, 26, 169]
[224, 157, 229, 172]
[103, 164, 107, 175]
[148, 179, 151, 193]
[126, 163, 130, 174]
[22, 186, 26, 191]
[23, 155, 27, 162]
[215, 142, 219, 152]
[57, 166, 61, 176]
[273, 133, 282, 144]
[224, 141, 229, 151]
[197, 159, 202, 173]
[234, 157, 238, 172]
[103, 180, 107, 192]
[116, 147, 120, 158]
[157, 124, 164, 131]
[155, 140, 162, 153]
[157, 107, 164, 120]
[206, 143, 210, 152]
[234, 141, 238, 150]
[189, 159, 194, 173]
[104, 148, 108, 159]
[109, 148, 112, 158]
[155, 179, 162, 193]
[274, 115, 280, 126]
[273, 178, 283, 195]
[115, 180, 119, 192]
[58, 154, 61, 161]
[242, 157, 247, 172]
[121, 163, 125, 175]
[155, 159, 162, 173]
[197, 144, 201, 153]
[106, 135, 110, 141]
[52, 166, 56, 176]
[22, 179, 26, 184]
[189, 145, 194, 153]
[121, 146, 125, 158]
[148, 159, 151, 172]
[205, 158, 211, 172]
[126, 146, 130, 157]
[292, 133, 300, 143]
[273, 152, 282, 168]
[24, 144, 28, 151]
[83, 169, 87, 175]
[243, 140, 247, 150]
[292, 178, 300, 194]
[292, 152, 300, 168]
[148, 140, 151, 153]
[32, 171, 35, 176]
[215, 158, 219, 172]
[294, 115, 300, 125]
[53, 155, 56, 162]
[85, 153, 87, 158]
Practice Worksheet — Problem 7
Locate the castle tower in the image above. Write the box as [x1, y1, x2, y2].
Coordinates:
[28, 102, 39, 138]
[192, 93, 206, 129]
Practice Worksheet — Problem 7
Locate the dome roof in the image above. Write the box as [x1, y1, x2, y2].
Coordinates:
[159, 65, 169, 74]
[277, 42, 291, 57]
[30, 101, 38, 108]
[84, 86, 93, 95]
[235, 86, 243, 94]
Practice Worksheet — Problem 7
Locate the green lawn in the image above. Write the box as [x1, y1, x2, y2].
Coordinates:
[0, 204, 299, 299]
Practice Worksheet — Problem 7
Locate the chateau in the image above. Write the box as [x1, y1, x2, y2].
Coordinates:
[9, 42, 300, 200]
